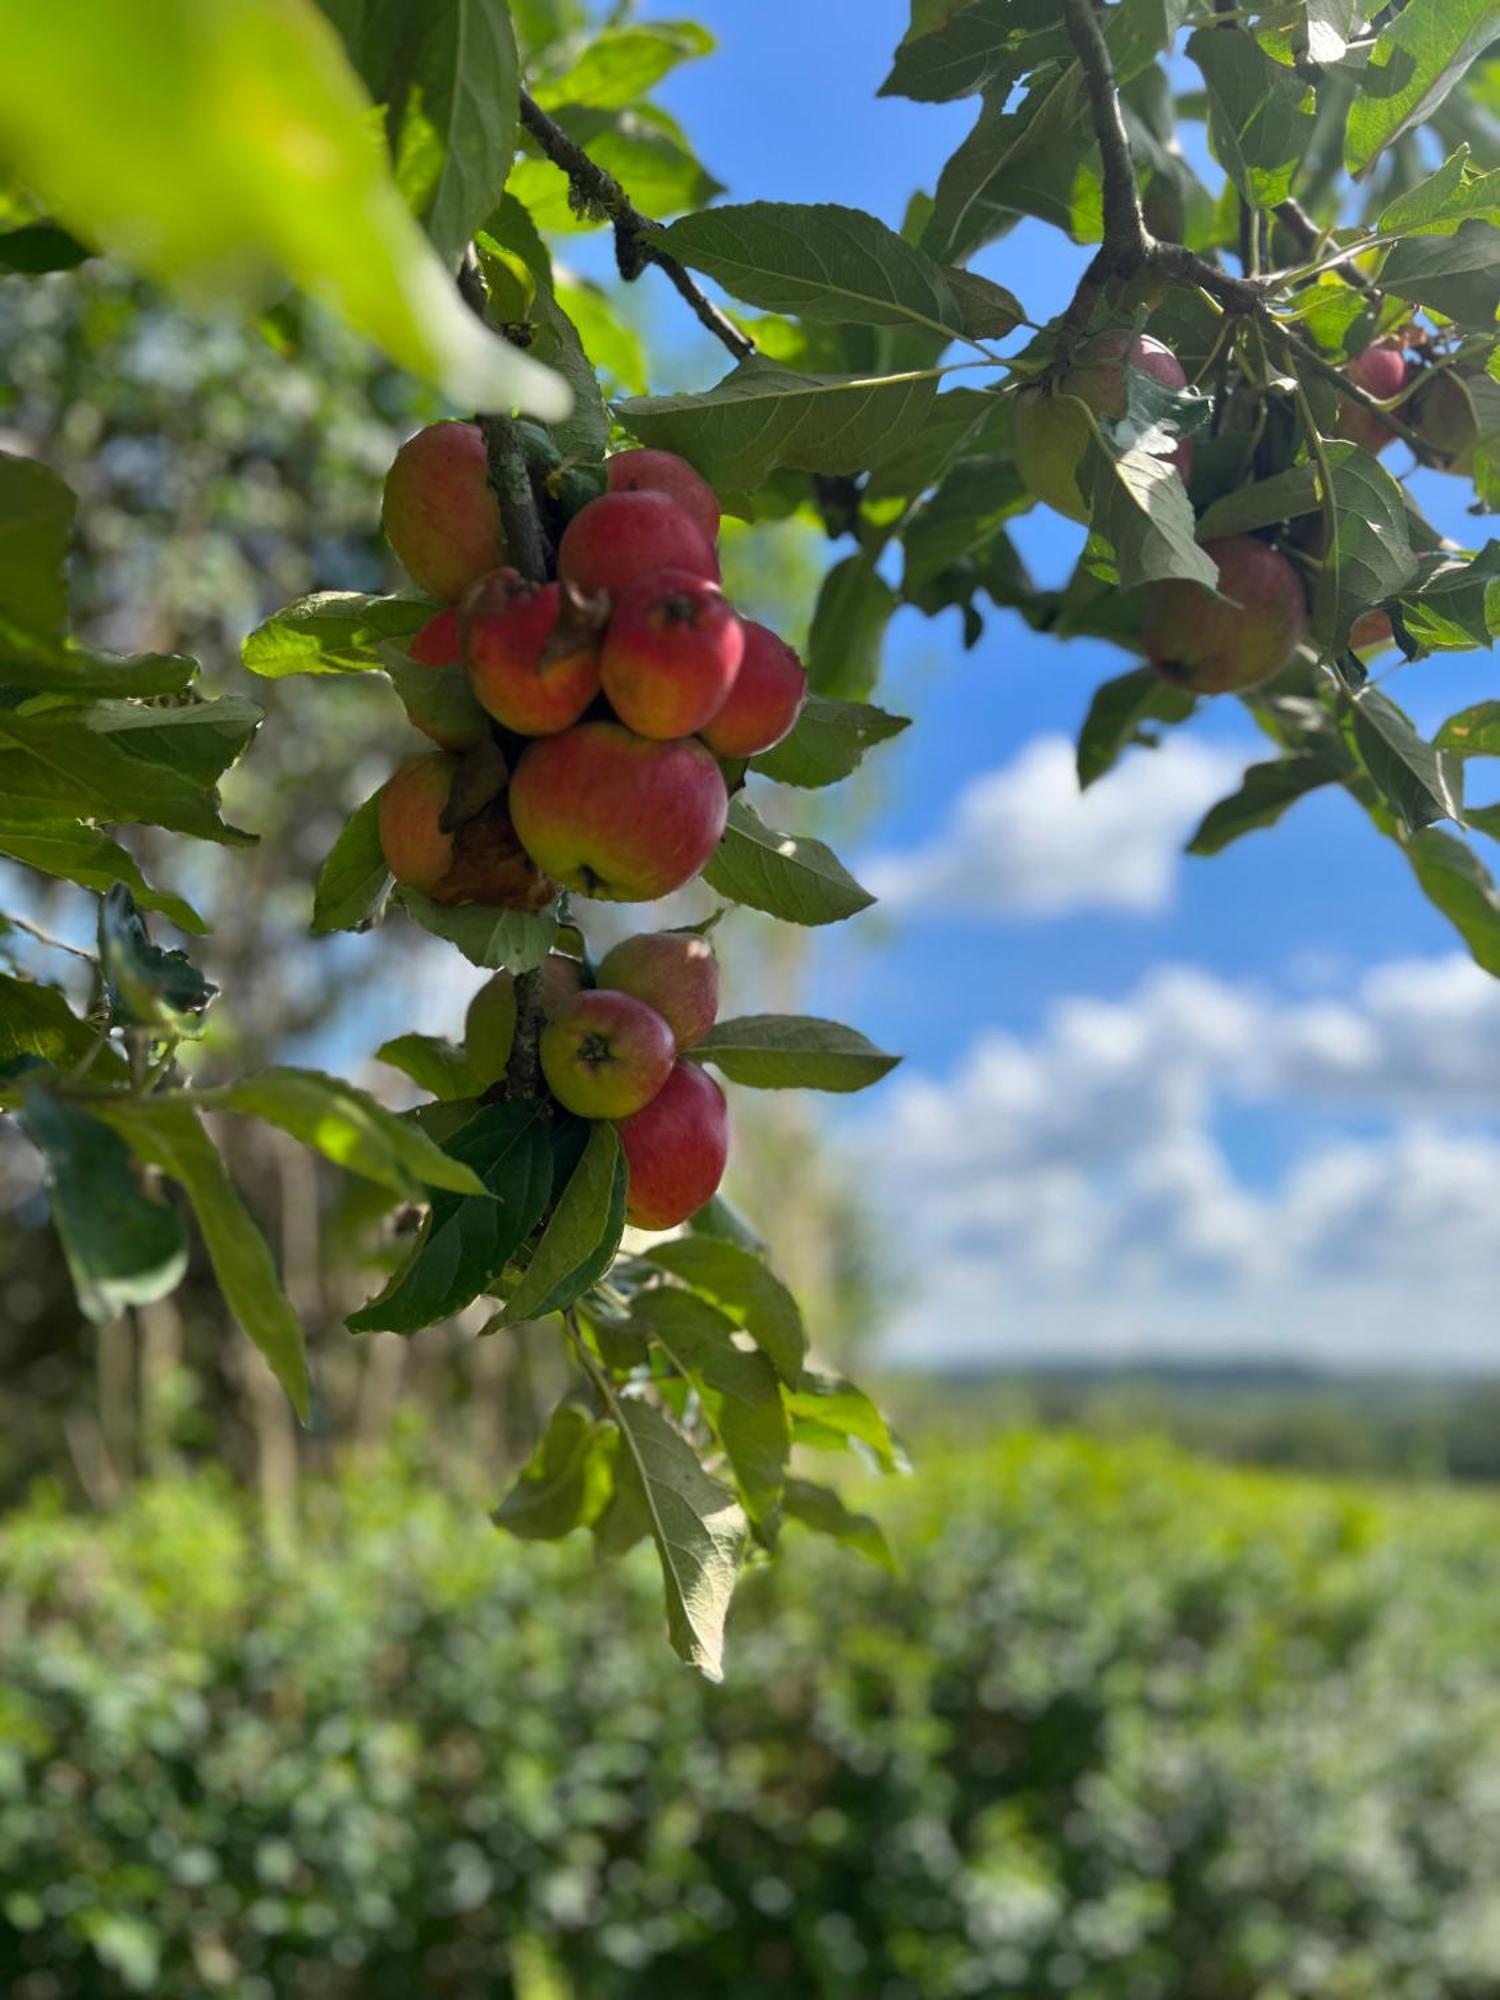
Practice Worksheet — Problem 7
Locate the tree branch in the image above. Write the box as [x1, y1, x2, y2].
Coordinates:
[518, 90, 755, 363]
[457, 252, 553, 581]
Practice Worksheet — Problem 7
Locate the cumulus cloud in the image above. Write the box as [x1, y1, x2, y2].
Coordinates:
[855, 955, 1500, 1370]
[861, 734, 1244, 918]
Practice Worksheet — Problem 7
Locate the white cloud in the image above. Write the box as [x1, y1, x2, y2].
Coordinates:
[855, 955, 1500, 1371]
[862, 734, 1243, 919]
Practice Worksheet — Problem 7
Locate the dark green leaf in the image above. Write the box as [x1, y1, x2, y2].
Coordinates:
[397, 890, 559, 971]
[0, 647, 197, 698]
[1349, 689, 1461, 834]
[1188, 26, 1316, 209]
[691, 1014, 900, 1092]
[1085, 443, 1217, 593]
[0, 820, 204, 932]
[376, 1032, 481, 1100]
[1380, 219, 1500, 325]
[498, 1122, 626, 1324]
[476, 195, 610, 466]
[1311, 444, 1419, 651]
[0, 451, 73, 653]
[1076, 667, 1194, 789]
[0, 221, 90, 272]
[782, 1476, 897, 1572]
[1187, 755, 1344, 856]
[881, 0, 1056, 103]
[76, 695, 261, 788]
[751, 696, 909, 789]
[98, 885, 215, 1035]
[0, 971, 113, 1075]
[805, 555, 898, 702]
[922, 71, 1095, 265]
[313, 792, 392, 935]
[641, 1236, 806, 1383]
[493, 1401, 613, 1540]
[0, 706, 252, 846]
[703, 799, 874, 926]
[1404, 827, 1500, 975]
[1194, 465, 1321, 542]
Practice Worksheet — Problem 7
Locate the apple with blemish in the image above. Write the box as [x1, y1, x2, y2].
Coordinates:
[541, 989, 677, 1118]
[615, 1059, 729, 1230]
[595, 931, 719, 1050]
[1143, 535, 1307, 695]
[600, 569, 744, 739]
[1014, 329, 1192, 522]
[606, 447, 720, 544]
[699, 620, 807, 757]
[461, 569, 601, 737]
[382, 422, 506, 603]
[509, 720, 728, 901]
[557, 489, 719, 600]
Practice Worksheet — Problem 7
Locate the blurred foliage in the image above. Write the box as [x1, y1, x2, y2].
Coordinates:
[4, 1431, 1500, 1998]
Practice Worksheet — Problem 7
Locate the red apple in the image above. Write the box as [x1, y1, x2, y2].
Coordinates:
[600, 569, 744, 740]
[509, 720, 729, 902]
[1143, 535, 1307, 695]
[1014, 329, 1191, 521]
[382, 422, 506, 603]
[607, 447, 720, 544]
[540, 988, 677, 1118]
[460, 569, 601, 737]
[595, 931, 719, 1050]
[698, 620, 807, 757]
[557, 490, 719, 601]
[378, 752, 456, 893]
[1336, 341, 1409, 455]
[616, 1059, 729, 1230]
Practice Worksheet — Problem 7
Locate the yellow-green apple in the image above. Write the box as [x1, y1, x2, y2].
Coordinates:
[699, 620, 807, 757]
[1143, 535, 1307, 694]
[464, 955, 586, 1087]
[382, 422, 506, 602]
[509, 720, 728, 901]
[378, 752, 457, 893]
[1335, 341, 1409, 454]
[1407, 370, 1480, 475]
[615, 1059, 729, 1229]
[557, 490, 719, 599]
[1014, 329, 1191, 521]
[606, 447, 720, 544]
[595, 931, 719, 1049]
[600, 570, 744, 739]
[540, 988, 677, 1118]
[460, 569, 601, 736]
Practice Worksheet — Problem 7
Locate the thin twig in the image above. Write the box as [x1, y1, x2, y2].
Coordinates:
[1274, 199, 1374, 295]
[2, 910, 95, 961]
[518, 90, 755, 363]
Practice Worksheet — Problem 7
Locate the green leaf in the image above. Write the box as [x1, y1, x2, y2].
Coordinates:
[943, 266, 1024, 338]
[881, 0, 1056, 103]
[376, 1032, 481, 1101]
[605, 1397, 747, 1680]
[641, 1237, 806, 1384]
[751, 696, 909, 789]
[785, 1369, 904, 1474]
[95, 1101, 310, 1420]
[2, 648, 198, 698]
[1378, 145, 1500, 235]
[76, 695, 262, 789]
[213, 1067, 486, 1199]
[476, 196, 610, 466]
[509, 104, 721, 231]
[0, 451, 73, 652]
[1310, 444, 1419, 652]
[1188, 26, 1316, 209]
[0, 820, 204, 933]
[1379, 220, 1500, 325]
[1085, 443, 1217, 593]
[1346, 0, 1500, 179]
[397, 890, 560, 971]
[532, 21, 713, 111]
[0, 0, 569, 419]
[1076, 667, 1194, 789]
[313, 792, 392, 935]
[382, 653, 487, 748]
[1193, 464, 1321, 542]
[1437, 701, 1500, 756]
[782, 1476, 897, 1572]
[656, 202, 963, 336]
[902, 454, 1030, 594]
[242, 591, 432, 677]
[691, 1014, 901, 1093]
[922, 71, 1095, 265]
[1396, 544, 1500, 652]
[1404, 827, 1500, 975]
[347, 1100, 554, 1334]
[555, 276, 648, 395]
[0, 706, 252, 846]
[0, 971, 114, 1074]
[16, 1086, 187, 1323]
[634, 1288, 788, 1528]
[1349, 689, 1461, 835]
[494, 1401, 614, 1540]
[805, 555, 899, 702]
[615, 357, 943, 493]
[98, 885, 215, 1035]
[701, 799, 875, 926]
[498, 1122, 626, 1324]
[0, 221, 90, 273]
[1187, 756, 1344, 856]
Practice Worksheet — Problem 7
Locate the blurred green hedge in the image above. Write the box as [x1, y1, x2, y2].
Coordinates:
[5, 1435, 1500, 1999]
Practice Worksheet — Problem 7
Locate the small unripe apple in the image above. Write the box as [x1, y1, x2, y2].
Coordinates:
[509, 720, 729, 902]
[1407, 370, 1480, 475]
[1013, 330, 1191, 522]
[1335, 341, 1409, 455]
[557, 490, 719, 601]
[460, 569, 601, 737]
[600, 570, 744, 739]
[699, 621, 807, 757]
[616, 1059, 729, 1230]
[465, 955, 586, 1087]
[541, 988, 677, 1119]
[1143, 535, 1307, 695]
[606, 447, 720, 544]
[595, 931, 719, 1050]
[382, 422, 506, 603]
[378, 752, 456, 893]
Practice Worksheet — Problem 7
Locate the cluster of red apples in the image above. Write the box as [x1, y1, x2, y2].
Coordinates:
[464, 929, 727, 1229]
[1013, 327, 1439, 693]
[376, 420, 807, 909]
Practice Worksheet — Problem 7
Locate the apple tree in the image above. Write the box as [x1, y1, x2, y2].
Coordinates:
[4, 0, 1500, 1673]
